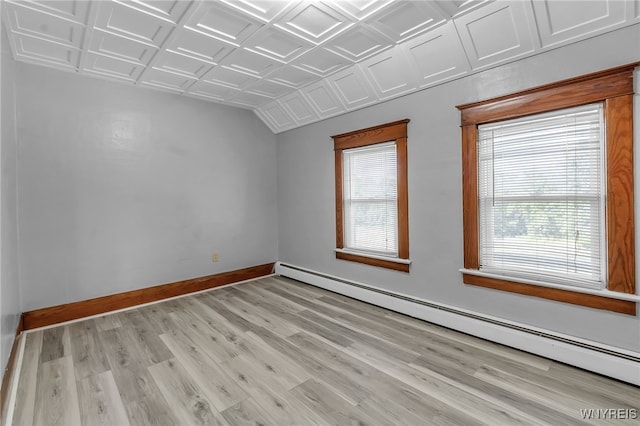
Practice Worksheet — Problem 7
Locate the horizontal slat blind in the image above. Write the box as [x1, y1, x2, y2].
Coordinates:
[343, 142, 398, 256]
[478, 103, 605, 289]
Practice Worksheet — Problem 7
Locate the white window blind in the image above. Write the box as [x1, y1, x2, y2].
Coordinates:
[343, 142, 398, 256]
[477, 103, 605, 289]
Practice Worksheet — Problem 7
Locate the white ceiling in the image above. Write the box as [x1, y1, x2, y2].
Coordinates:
[2, 0, 639, 133]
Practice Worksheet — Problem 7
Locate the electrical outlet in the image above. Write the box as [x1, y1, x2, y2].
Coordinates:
[212, 252, 220, 262]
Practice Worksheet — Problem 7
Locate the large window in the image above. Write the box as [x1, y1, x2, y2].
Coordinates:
[333, 120, 410, 272]
[457, 63, 637, 315]
[478, 104, 605, 289]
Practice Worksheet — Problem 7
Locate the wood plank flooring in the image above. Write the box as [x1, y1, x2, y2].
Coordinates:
[9, 276, 640, 425]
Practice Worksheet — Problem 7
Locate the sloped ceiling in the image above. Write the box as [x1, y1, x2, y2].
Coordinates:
[2, 0, 639, 133]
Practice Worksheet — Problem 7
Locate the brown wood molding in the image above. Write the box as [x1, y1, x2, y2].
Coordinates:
[336, 251, 410, 272]
[463, 274, 636, 316]
[461, 124, 479, 270]
[457, 62, 638, 125]
[1, 314, 25, 424]
[22, 262, 275, 330]
[605, 95, 635, 294]
[397, 136, 409, 259]
[335, 149, 344, 249]
[332, 119, 410, 150]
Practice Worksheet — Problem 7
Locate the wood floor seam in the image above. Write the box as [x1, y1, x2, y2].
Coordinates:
[6, 275, 639, 425]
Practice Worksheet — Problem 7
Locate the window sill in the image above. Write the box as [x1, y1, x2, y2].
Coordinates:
[460, 268, 637, 315]
[335, 249, 411, 272]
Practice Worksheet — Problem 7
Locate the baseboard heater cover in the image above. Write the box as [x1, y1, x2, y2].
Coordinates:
[274, 262, 640, 386]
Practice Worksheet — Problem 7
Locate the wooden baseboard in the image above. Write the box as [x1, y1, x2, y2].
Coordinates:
[1, 314, 25, 424]
[23, 262, 275, 330]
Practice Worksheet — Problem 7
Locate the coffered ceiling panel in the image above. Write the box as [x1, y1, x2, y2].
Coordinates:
[221, 0, 294, 23]
[403, 21, 470, 88]
[266, 64, 317, 88]
[12, 33, 80, 69]
[259, 103, 295, 129]
[302, 80, 344, 117]
[140, 67, 196, 92]
[220, 47, 280, 76]
[12, 0, 90, 23]
[454, 1, 536, 70]
[165, 28, 234, 64]
[366, 0, 447, 43]
[184, 1, 261, 45]
[244, 26, 313, 63]
[89, 29, 156, 64]
[279, 91, 316, 124]
[202, 65, 258, 89]
[328, 65, 378, 109]
[227, 90, 272, 108]
[2, 0, 638, 134]
[94, 1, 174, 47]
[532, 0, 627, 48]
[434, 0, 494, 18]
[4, 1, 85, 47]
[153, 50, 213, 78]
[186, 79, 239, 101]
[83, 51, 145, 82]
[124, 0, 191, 23]
[246, 79, 295, 98]
[362, 45, 416, 99]
[324, 23, 393, 61]
[292, 46, 351, 76]
[275, 2, 353, 44]
[330, 0, 394, 20]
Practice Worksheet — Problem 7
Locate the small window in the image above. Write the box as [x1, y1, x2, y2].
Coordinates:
[457, 63, 637, 315]
[332, 120, 410, 272]
[343, 142, 398, 256]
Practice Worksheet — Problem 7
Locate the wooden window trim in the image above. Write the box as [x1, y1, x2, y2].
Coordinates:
[333, 119, 410, 272]
[457, 63, 638, 315]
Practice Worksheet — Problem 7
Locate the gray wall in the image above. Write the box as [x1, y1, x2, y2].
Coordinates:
[276, 24, 640, 352]
[16, 64, 278, 311]
[1, 21, 20, 371]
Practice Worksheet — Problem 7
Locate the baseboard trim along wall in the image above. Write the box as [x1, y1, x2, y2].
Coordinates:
[274, 262, 640, 386]
[0, 314, 25, 425]
[22, 262, 275, 330]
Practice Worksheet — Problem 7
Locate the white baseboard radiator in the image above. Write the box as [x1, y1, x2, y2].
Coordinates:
[274, 262, 640, 386]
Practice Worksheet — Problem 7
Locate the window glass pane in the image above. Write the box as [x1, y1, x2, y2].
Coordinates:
[348, 201, 398, 253]
[343, 142, 398, 255]
[477, 104, 605, 288]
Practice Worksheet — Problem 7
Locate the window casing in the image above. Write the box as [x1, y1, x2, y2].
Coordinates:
[333, 120, 410, 272]
[457, 63, 637, 315]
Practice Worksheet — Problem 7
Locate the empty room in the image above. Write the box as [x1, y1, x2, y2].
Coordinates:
[1, 0, 639, 424]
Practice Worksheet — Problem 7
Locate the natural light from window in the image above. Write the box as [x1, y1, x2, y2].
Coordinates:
[477, 103, 605, 289]
[343, 142, 398, 257]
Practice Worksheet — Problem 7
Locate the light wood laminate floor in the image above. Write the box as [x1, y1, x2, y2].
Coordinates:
[9, 276, 640, 425]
